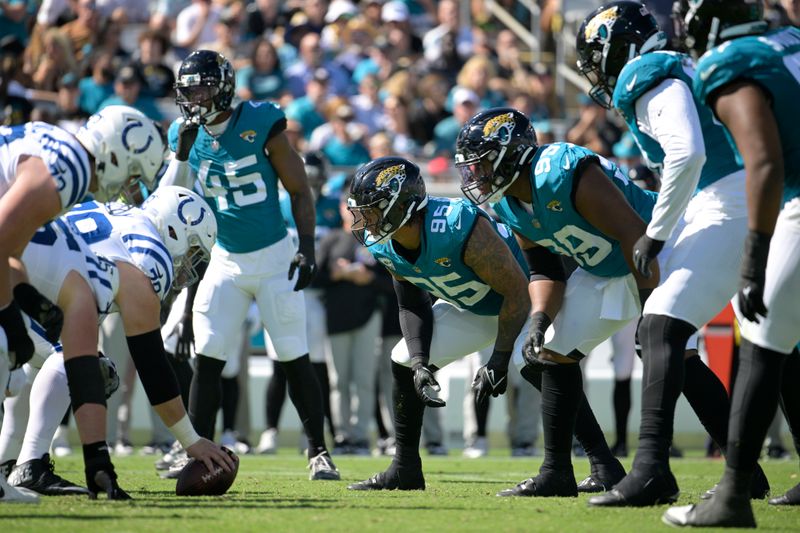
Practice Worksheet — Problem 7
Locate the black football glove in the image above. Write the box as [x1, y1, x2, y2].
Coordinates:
[85, 456, 131, 500]
[738, 230, 771, 323]
[13, 282, 63, 344]
[410, 356, 446, 408]
[633, 234, 664, 278]
[175, 116, 201, 162]
[288, 234, 317, 291]
[522, 311, 552, 367]
[472, 349, 511, 405]
[0, 300, 35, 369]
[172, 313, 194, 363]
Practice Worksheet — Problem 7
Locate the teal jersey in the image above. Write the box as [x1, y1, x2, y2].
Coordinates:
[369, 197, 527, 316]
[614, 51, 742, 191]
[694, 27, 800, 203]
[168, 101, 288, 253]
[492, 143, 657, 278]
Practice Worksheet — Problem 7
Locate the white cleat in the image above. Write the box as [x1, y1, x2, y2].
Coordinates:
[256, 429, 278, 455]
[0, 473, 40, 504]
[463, 437, 488, 459]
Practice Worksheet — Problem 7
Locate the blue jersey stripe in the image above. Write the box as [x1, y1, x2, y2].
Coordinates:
[41, 133, 90, 207]
[29, 320, 61, 352]
[87, 270, 113, 291]
[121, 233, 173, 264]
[126, 246, 172, 294]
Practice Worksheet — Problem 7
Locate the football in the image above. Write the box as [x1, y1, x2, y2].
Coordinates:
[175, 447, 240, 496]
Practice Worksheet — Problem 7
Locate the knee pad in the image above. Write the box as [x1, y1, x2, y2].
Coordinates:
[64, 355, 106, 411]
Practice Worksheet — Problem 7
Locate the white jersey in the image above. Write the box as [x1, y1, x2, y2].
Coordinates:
[22, 218, 119, 320]
[63, 201, 174, 302]
[0, 122, 91, 213]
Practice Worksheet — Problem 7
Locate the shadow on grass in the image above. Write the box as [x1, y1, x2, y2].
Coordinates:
[0, 514, 205, 521]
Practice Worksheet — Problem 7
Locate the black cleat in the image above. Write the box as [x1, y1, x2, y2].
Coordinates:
[497, 469, 578, 497]
[588, 467, 678, 507]
[8, 454, 90, 496]
[663, 481, 755, 529]
[769, 482, 800, 506]
[0, 460, 15, 478]
[577, 460, 626, 493]
[348, 467, 425, 491]
[701, 464, 770, 501]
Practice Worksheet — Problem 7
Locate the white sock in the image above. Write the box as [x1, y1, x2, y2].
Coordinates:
[17, 355, 69, 464]
[0, 376, 34, 464]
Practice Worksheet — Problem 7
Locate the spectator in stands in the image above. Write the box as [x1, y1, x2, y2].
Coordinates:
[77, 48, 115, 115]
[566, 94, 622, 158]
[320, 0, 358, 54]
[351, 38, 393, 85]
[381, 1, 423, 64]
[333, 16, 376, 73]
[0, 0, 37, 45]
[532, 120, 555, 145]
[492, 30, 532, 99]
[54, 72, 86, 133]
[611, 132, 643, 176]
[60, 0, 101, 63]
[528, 62, 558, 119]
[207, 7, 243, 64]
[149, 0, 191, 34]
[382, 95, 419, 158]
[433, 86, 479, 157]
[35, 0, 76, 29]
[242, 0, 286, 41]
[361, 0, 383, 28]
[236, 37, 285, 102]
[319, 101, 370, 166]
[99, 64, 164, 124]
[0, 37, 33, 126]
[285, 31, 351, 98]
[174, 0, 221, 55]
[452, 55, 506, 111]
[511, 91, 549, 124]
[285, 67, 329, 140]
[135, 30, 176, 99]
[284, 0, 327, 48]
[349, 73, 384, 135]
[423, 0, 472, 75]
[407, 72, 449, 146]
[29, 27, 77, 93]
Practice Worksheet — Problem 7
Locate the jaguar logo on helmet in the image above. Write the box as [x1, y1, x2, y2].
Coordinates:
[584, 6, 620, 42]
[482, 112, 516, 146]
[375, 164, 406, 189]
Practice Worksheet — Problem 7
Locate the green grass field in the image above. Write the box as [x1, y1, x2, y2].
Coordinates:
[2, 453, 798, 532]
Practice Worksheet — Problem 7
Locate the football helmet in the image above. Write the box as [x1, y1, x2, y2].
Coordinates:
[174, 50, 236, 123]
[672, 0, 767, 57]
[454, 108, 538, 205]
[303, 150, 329, 201]
[141, 186, 217, 289]
[75, 105, 166, 202]
[348, 157, 428, 246]
[577, 1, 668, 108]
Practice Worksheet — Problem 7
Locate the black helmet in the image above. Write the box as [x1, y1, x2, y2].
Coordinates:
[672, 0, 767, 58]
[303, 150, 329, 199]
[348, 157, 428, 246]
[175, 50, 236, 123]
[577, 2, 667, 109]
[454, 107, 538, 205]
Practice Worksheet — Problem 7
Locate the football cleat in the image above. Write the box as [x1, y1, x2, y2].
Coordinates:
[497, 469, 578, 497]
[8, 454, 90, 496]
[308, 452, 340, 481]
[663, 499, 755, 528]
[0, 460, 15, 478]
[769, 482, 800, 506]
[588, 467, 679, 507]
[155, 441, 184, 471]
[0, 473, 39, 504]
[510, 444, 538, 457]
[160, 454, 190, 480]
[425, 443, 448, 456]
[348, 465, 425, 491]
[463, 437, 488, 459]
[701, 464, 769, 500]
[577, 459, 626, 493]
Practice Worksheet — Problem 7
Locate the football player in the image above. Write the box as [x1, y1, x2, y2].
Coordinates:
[0, 105, 164, 503]
[159, 50, 338, 479]
[455, 108, 660, 497]
[576, 1, 768, 506]
[2, 187, 234, 497]
[346, 157, 625, 493]
[664, 1, 800, 527]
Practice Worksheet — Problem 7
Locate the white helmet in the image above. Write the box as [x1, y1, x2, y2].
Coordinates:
[75, 105, 165, 202]
[141, 186, 217, 289]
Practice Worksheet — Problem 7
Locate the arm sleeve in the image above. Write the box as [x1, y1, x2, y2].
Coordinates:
[635, 78, 706, 241]
[523, 246, 566, 282]
[159, 157, 197, 189]
[393, 277, 433, 362]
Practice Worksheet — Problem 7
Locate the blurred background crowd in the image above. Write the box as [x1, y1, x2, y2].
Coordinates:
[2, 0, 798, 461]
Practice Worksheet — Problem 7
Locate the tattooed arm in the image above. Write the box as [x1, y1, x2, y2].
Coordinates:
[464, 216, 530, 352]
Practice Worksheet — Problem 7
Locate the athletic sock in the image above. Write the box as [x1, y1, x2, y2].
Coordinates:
[521, 364, 614, 466]
[391, 361, 424, 470]
[613, 378, 631, 448]
[312, 361, 336, 440]
[540, 363, 582, 473]
[220, 376, 239, 433]
[682, 355, 731, 449]
[635, 315, 695, 470]
[475, 388, 490, 438]
[265, 362, 287, 430]
[281, 355, 327, 458]
[726, 340, 787, 476]
[17, 361, 70, 464]
[188, 355, 225, 440]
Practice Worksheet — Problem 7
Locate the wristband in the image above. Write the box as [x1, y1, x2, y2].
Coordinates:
[169, 414, 201, 449]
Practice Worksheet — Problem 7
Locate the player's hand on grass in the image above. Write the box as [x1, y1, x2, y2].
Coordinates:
[187, 438, 236, 473]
